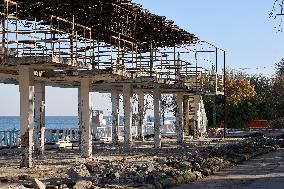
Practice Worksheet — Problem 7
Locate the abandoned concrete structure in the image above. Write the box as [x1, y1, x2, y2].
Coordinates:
[0, 0, 225, 168]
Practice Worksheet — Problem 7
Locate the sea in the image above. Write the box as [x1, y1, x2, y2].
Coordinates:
[0, 116, 173, 131]
[0, 116, 111, 131]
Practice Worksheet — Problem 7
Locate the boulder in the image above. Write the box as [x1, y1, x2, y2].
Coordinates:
[193, 171, 203, 180]
[32, 178, 46, 189]
[193, 162, 201, 171]
[67, 164, 90, 182]
[73, 180, 92, 189]
[201, 168, 211, 176]
[174, 174, 185, 185]
[183, 172, 197, 182]
[159, 176, 176, 188]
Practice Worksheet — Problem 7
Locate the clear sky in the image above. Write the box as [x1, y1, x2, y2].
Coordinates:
[1, 0, 284, 116]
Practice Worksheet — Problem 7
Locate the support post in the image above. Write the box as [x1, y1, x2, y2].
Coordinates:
[19, 67, 34, 168]
[137, 91, 145, 141]
[183, 95, 190, 136]
[176, 93, 184, 144]
[123, 84, 133, 150]
[34, 82, 45, 155]
[153, 88, 161, 148]
[80, 78, 92, 158]
[111, 90, 120, 145]
[78, 86, 82, 150]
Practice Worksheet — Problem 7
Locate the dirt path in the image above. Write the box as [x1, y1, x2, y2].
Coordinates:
[173, 148, 284, 189]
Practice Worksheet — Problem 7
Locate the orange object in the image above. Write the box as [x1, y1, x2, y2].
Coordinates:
[209, 128, 217, 136]
[248, 120, 271, 129]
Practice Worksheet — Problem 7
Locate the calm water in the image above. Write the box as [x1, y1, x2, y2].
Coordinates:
[0, 116, 80, 131]
[0, 116, 171, 131]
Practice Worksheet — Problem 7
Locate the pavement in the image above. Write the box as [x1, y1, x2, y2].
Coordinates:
[172, 148, 284, 189]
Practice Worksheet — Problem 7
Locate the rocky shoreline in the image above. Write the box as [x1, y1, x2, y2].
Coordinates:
[1, 135, 284, 189]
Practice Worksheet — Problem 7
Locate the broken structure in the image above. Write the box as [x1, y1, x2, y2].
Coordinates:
[0, 0, 225, 168]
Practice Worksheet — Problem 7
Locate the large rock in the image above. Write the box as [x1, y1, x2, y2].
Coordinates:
[193, 171, 203, 180]
[67, 164, 90, 182]
[159, 176, 176, 188]
[32, 178, 46, 189]
[201, 168, 211, 176]
[73, 180, 92, 189]
[182, 172, 197, 182]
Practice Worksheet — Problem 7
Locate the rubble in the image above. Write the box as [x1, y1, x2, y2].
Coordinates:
[32, 178, 46, 189]
[67, 164, 90, 183]
[1, 136, 284, 189]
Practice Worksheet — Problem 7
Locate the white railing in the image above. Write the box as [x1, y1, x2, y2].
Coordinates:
[0, 123, 177, 148]
[45, 128, 80, 143]
[0, 130, 20, 148]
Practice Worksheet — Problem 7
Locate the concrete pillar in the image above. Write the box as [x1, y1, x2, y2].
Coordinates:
[111, 90, 120, 145]
[183, 95, 190, 136]
[123, 84, 133, 150]
[176, 93, 184, 144]
[80, 78, 92, 158]
[78, 86, 82, 150]
[19, 67, 34, 168]
[137, 91, 145, 141]
[34, 82, 45, 155]
[193, 95, 202, 138]
[153, 88, 161, 148]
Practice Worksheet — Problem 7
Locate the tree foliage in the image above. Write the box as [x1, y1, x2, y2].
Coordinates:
[205, 59, 284, 129]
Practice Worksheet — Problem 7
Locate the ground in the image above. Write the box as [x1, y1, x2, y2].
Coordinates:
[173, 148, 284, 189]
[0, 136, 283, 189]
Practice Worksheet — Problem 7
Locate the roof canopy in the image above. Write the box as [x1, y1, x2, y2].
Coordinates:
[12, 0, 198, 50]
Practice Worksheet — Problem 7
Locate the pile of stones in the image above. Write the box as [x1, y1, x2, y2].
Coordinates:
[24, 135, 284, 189]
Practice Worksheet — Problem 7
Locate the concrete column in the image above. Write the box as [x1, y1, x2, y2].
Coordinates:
[78, 86, 82, 150]
[123, 84, 133, 150]
[188, 95, 195, 136]
[34, 82, 45, 155]
[137, 91, 145, 141]
[80, 78, 92, 158]
[111, 90, 120, 145]
[193, 95, 202, 138]
[183, 95, 190, 136]
[153, 88, 161, 148]
[176, 93, 184, 144]
[19, 67, 34, 168]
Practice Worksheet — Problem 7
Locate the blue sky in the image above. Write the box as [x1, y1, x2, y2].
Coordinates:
[1, 0, 284, 116]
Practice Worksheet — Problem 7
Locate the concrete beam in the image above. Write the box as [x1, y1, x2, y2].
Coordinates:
[80, 78, 92, 158]
[34, 82, 45, 155]
[137, 91, 145, 141]
[176, 93, 184, 144]
[153, 88, 161, 148]
[123, 84, 133, 150]
[19, 66, 34, 168]
[111, 90, 120, 145]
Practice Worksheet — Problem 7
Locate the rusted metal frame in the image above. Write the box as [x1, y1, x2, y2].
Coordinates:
[50, 15, 91, 30]
[70, 15, 75, 64]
